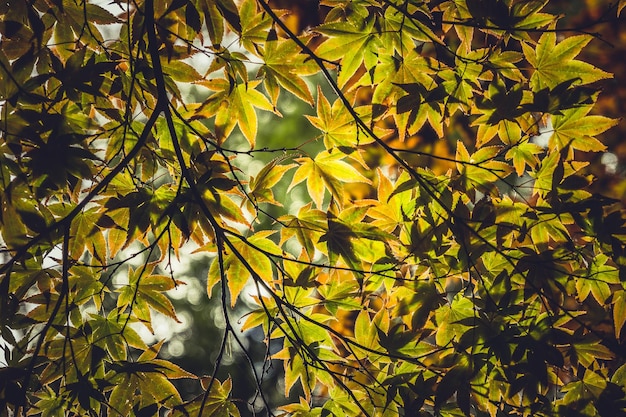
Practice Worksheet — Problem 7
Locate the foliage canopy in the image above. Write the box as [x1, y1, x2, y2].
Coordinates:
[1, 0, 626, 416]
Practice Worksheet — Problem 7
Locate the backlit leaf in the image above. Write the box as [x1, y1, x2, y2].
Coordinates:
[523, 33, 612, 90]
[197, 79, 274, 145]
[289, 151, 371, 208]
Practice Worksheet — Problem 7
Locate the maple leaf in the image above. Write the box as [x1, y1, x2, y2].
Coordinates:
[305, 86, 374, 150]
[455, 141, 513, 192]
[522, 33, 612, 90]
[305, 204, 395, 273]
[259, 36, 318, 106]
[272, 312, 336, 397]
[278, 397, 320, 417]
[315, 18, 383, 88]
[196, 79, 275, 146]
[383, 4, 442, 45]
[248, 158, 296, 208]
[531, 150, 562, 197]
[289, 150, 372, 209]
[368, 169, 416, 233]
[171, 378, 240, 417]
[88, 312, 147, 361]
[505, 142, 544, 176]
[238, 0, 271, 52]
[4, 1, 625, 416]
[68, 207, 107, 261]
[576, 253, 620, 304]
[550, 104, 618, 157]
[278, 203, 327, 260]
[207, 231, 282, 306]
[202, 187, 250, 227]
[396, 82, 447, 138]
[116, 265, 183, 332]
[352, 308, 390, 362]
[109, 343, 195, 415]
[372, 50, 437, 140]
[614, 290, 626, 339]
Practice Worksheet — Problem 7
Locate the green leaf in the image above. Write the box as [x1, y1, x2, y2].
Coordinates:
[505, 142, 544, 176]
[354, 309, 378, 350]
[278, 397, 323, 417]
[2, 1, 624, 416]
[238, 0, 271, 51]
[523, 33, 612, 90]
[208, 231, 282, 306]
[260, 37, 317, 105]
[305, 86, 372, 149]
[289, 151, 371, 208]
[172, 378, 240, 417]
[86, 3, 121, 24]
[315, 18, 383, 88]
[202, 188, 250, 226]
[574, 339, 614, 369]
[532, 150, 562, 197]
[456, 141, 513, 191]
[89, 312, 146, 361]
[278, 204, 327, 260]
[69, 207, 107, 261]
[117, 266, 183, 331]
[577, 253, 621, 303]
[163, 60, 203, 82]
[249, 159, 296, 207]
[613, 290, 626, 340]
[197, 79, 274, 145]
[434, 295, 475, 347]
[551, 105, 617, 155]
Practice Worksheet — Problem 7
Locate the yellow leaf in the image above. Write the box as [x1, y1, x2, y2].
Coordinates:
[196, 79, 274, 146]
[551, 106, 617, 156]
[290, 151, 371, 209]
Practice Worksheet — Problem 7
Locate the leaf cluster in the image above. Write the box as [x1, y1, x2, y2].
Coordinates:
[1, 1, 625, 417]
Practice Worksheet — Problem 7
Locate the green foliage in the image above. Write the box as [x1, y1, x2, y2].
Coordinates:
[1, 1, 625, 416]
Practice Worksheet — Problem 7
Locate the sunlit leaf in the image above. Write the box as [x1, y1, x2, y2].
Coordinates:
[2, 1, 624, 417]
[523, 32, 612, 90]
[196, 79, 274, 145]
[315, 18, 383, 88]
[289, 150, 372, 208]
[550, 105, 617, 156]
[208, 231, 282, 306]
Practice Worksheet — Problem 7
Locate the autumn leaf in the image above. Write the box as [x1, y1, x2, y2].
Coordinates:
[196, 79, 275, 146]
[522, 32, 612, 90]
[248, 158, 296, 207]
[207, 231, 282, 306]
[3, 1, 625, 416]
[289, 150, 372, 208]
[315, 18, 383, 88]
[278, 203, 327, 260]
[117, 265, 183, 332]
[456, 141, 513, 191]
[259, 36, 318, 106]
[238, 0, 271, 52]
[505, 141, 544, 176]
[305, 86, 370, 150]
[550, 105, 618, 156]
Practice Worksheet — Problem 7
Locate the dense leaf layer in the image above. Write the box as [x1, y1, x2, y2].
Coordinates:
[1, 1, 624, 417]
